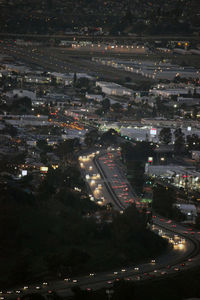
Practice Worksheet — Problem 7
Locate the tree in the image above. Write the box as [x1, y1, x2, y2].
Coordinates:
[186, 134, 200, 151]
[153, 184, 185, 221]
[73, 72, 77, 85]
[47, 0, 53, 9]
[84, 129, 99, 147]
[95, 108, 104, 116]
[120, 141, 154, 162]
[51, 76, 57, 86]
[171, 95, 178, 101]
[159, 128, 172, 144]
[127, 160, 145, 194]
[112, 205, 147, 245]
[192, 106, 198, 120]
[120, 141, 154, 193]
[100, 128, 118, 145]
[101, 98, 110, 112]
[195, 214, 200, 230]
[37, 139, 49, 152]
[56, 138, 80, 161]
[1, 124, 18, 137]
[125, 76, 132, 82]
[174, 128, 185, 154]
[120, 141, 134, 163]
[11, 97, 32, 113]
[75, 77, 90, 92]
[111, 102, 123, 113]
[153, 185, 174, 217]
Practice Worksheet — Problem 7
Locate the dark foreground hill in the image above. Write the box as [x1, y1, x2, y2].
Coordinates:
[0, 0, 199, 35]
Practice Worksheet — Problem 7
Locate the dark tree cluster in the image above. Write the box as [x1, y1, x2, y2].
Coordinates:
[153, 184, 185, 221]
[120, 141, 155, 193]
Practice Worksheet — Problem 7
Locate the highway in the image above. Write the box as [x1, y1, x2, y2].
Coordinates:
[2, 148, 200, 299]
[94, 149, 140, 209]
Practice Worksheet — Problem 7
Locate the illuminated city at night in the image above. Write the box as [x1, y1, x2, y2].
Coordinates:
[0, 1, 200, 299]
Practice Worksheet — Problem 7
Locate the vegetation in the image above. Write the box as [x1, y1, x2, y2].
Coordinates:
[174, 128, 185, 154]
[159, 128, 172, 145]
[186, 134, 200, 151]
[100, 128, 118, 145]
[120, 141, 155, 194]
[0, 0, 198, 35]
[152, 184, 185, 221]
[84, 129, 100, 147]
[0, 162, 167, 288]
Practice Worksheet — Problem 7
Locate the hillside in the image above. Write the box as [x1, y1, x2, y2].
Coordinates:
[0, 0, 199, 35]
[0, 166, 167, 288]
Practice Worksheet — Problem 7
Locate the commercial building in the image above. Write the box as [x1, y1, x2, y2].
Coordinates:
[175, 204, 197, 223]
[85, 93, 103, 102]
[149, 88, 190, 98]
[6, 89, 37, 100]
[145, 164, 200, 191]
[23, 75, 51, 84]
[141, 118, 200, 129]
[94, 58, 200, 80]
[50, 72, 73, 85]
[96, 81, 133, 96]
[192, 151, 200, 162]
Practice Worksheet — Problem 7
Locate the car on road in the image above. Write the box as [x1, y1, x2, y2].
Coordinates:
[64, 278, 70, 282]
[180, 263, 185, 267]
[161, 271, 167, 275]
[42, 282, 48, 286]
[73, 279, 78, 283]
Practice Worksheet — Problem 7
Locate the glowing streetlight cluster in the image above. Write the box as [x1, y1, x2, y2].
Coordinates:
[79, 152, 105, 206]
[159, 229, 186, 249]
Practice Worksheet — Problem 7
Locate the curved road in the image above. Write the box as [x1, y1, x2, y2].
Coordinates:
[2, 149, 200, 299]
